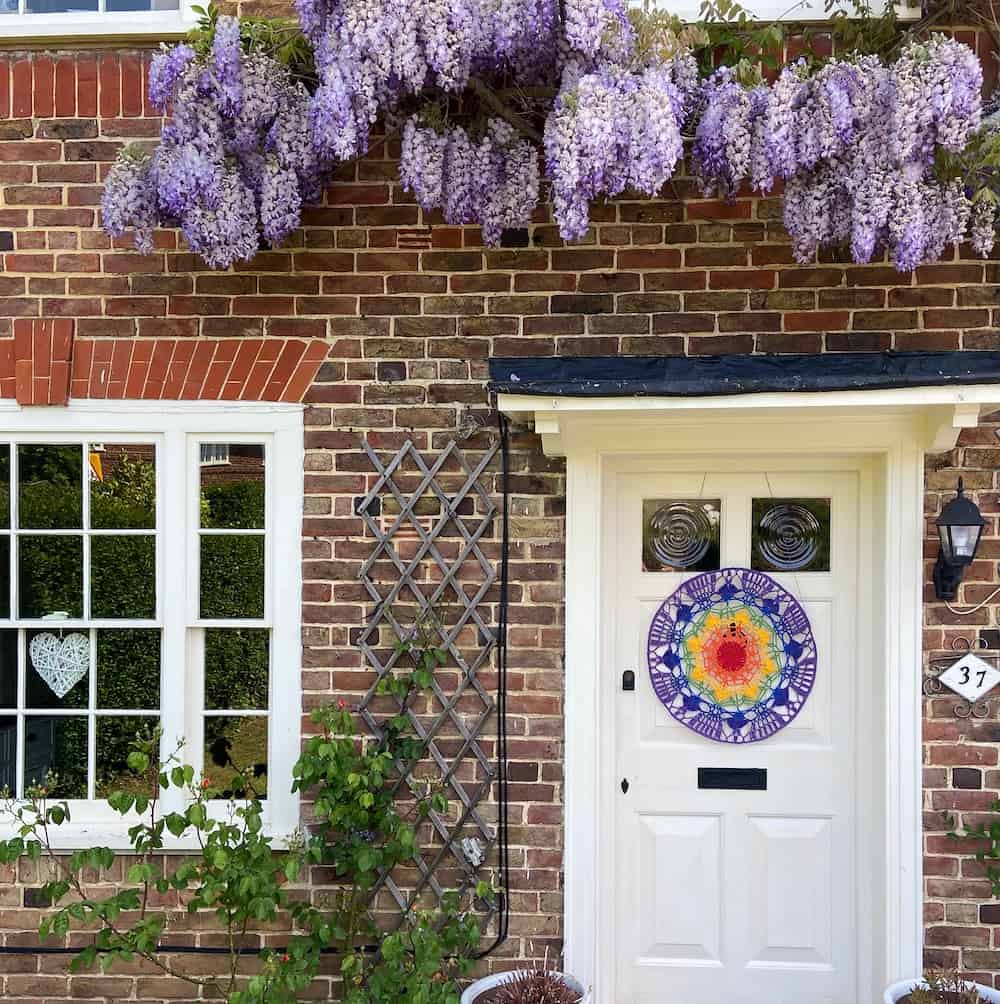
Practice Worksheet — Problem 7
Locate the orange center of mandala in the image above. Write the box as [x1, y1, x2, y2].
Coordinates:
[702, 623, 762, 688]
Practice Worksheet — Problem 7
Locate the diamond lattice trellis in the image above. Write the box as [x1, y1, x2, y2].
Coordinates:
[355, 437, 503, 937]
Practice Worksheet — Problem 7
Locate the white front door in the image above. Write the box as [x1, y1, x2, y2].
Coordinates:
[611, 460, 872, 1004]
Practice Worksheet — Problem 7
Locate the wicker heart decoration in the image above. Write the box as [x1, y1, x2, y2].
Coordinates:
[29, 632, 89, 699]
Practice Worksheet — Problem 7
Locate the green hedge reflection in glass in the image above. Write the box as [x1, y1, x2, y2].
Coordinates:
[18, 445, 82, 529]
[97, 629, 160, 710]
[90, 447, 155, 530]
[91, 536, 155, 619]
[0, 446, 10, 528]
[19, 536, 83, 618]
[200, 536, 264, 619]
[205, 629, 268, 711]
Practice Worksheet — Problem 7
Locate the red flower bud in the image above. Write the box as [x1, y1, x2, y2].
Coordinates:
[281, 954, 290, 963]
[201, 779, 211, 789]
[337, 698, 346, 710]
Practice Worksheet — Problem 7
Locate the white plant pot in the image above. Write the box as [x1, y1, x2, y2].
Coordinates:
[461, 970, 591, 1004]
[885, 979, 1000, 1003]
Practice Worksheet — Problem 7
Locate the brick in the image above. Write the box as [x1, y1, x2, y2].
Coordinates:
[11, 60, 30, 118]
[784, 311, 850, 332]
[34, 57, 54, 119]
[99, 56, 120, 118]
[551, 294, 614, 315]
[54, 58, 75, 117]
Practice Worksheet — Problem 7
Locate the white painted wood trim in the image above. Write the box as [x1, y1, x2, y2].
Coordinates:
[507, 398, 937, 1001]
[0, 2, 195, 39]
[0, 401, 304, 849]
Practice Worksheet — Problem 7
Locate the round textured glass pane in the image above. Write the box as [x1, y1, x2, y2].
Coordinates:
[648, 502, 713, 569]
[758, 503, 821, 571]
[647, 567, 817, 744]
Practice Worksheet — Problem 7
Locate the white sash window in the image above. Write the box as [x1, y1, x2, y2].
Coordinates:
[0, 401, 303, 847]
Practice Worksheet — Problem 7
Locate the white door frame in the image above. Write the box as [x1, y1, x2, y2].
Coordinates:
[498, 386, 1000, 1002]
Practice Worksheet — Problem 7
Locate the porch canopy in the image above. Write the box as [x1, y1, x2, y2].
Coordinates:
[490, 351, 1000, 455]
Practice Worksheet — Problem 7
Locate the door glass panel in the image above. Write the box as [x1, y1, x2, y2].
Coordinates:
[643, 499, 721, 572]
[752, 498, 831, 573]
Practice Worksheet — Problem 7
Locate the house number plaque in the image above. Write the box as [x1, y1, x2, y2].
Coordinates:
[925, 641, 1000, 719]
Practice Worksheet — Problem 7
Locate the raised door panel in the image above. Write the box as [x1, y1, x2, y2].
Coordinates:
[636, 812, 723, 963]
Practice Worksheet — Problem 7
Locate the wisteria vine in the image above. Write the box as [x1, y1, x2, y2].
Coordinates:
[102, 1, 997, 271]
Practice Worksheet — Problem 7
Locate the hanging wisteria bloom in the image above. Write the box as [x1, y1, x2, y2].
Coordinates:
[401, 116, 540, 243]
[689, 35, 983, 270]
[544, 54, 693, 240]
[102, 15, 320, 268]
[103, 0, 997, 272]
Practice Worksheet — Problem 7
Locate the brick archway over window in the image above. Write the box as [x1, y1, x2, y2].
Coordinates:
[3, 319, 328, 405]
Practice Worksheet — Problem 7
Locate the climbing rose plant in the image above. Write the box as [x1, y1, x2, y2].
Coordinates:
[103, 0, 995, 272]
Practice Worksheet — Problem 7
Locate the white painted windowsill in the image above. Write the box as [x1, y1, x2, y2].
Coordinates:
[0, 8, 194, 40]
[0, 818, 302, 852]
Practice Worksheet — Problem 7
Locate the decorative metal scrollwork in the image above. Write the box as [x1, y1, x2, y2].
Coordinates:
[925, 636, 998, 719]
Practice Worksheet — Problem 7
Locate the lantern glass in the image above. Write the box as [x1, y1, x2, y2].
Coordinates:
[941, 523, 982, 565]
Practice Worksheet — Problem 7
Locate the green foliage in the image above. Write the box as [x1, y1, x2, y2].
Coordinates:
[908, 970, 988, 1003]
[189, 2, 316, 86]
[948, 798, 1000, 898]
[202, 480, 265, 529]
[0, 644, 488, 1004]
[692, 0, 902, 84]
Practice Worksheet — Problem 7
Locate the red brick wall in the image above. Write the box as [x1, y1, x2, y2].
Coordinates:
[1, 42, 1000, 998]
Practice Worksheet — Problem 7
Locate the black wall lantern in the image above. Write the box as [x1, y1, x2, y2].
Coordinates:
[934, 478, 985, 601]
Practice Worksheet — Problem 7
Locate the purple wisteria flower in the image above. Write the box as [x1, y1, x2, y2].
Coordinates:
[148, 42, 194, 113]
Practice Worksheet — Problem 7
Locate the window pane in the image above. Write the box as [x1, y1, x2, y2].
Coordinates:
[0, 630, 14, 708]
[106, 0, 179, 9]
[25, 0, 98, 11]
[751, 498, 832, 573]
[24, 716, 87, 798]
[90, 444, 156, 530]
[18, 445, 82, 530]
[91, 536, 155, 619]
[0, 716, 14, 795]
[205, 629, 269, 711]
[200, 536, 264, 619]
[201, 444, 265, 529]
[0, 536, 9, 619]
[26, 629, 89, 709]
[642, 499, 721, 572]
[19, 535, 83, 619]
[97, 629, 160, 710]
[204, 716, 268, 797]
[96, 716, 158, 798]
[0, 445, 9, 528]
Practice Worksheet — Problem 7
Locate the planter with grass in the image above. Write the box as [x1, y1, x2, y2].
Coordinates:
[461, 967, 590, 1004]
[884, 971, 1000, 1004]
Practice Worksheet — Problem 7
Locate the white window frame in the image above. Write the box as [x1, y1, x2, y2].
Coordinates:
[0, 400, 303, 849]
[0, 0, 195, 40]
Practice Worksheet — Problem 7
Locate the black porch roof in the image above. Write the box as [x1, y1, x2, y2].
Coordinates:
[488, 351, 1000, 398]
